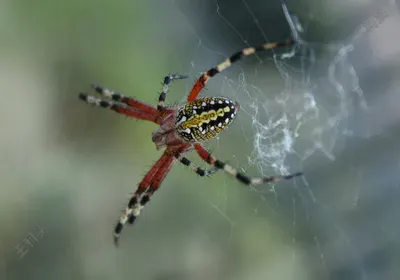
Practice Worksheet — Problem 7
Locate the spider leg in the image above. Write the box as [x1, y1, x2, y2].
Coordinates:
[193, 143, 302, 185]
[91, 83, 160, 116]
[176, 155, 219, 177]
[187, 40, 294, 102]
[79, 93, 160, 124]
[157, 74, 188, 110]
[113, 152, 176, 246]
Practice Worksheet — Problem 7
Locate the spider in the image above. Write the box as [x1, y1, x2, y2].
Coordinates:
[79, 39, 302, 245]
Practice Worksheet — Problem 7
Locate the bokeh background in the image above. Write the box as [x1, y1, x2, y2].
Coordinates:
[1, 0, 400, 279]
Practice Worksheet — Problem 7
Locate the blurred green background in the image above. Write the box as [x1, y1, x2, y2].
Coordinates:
[1, 0, 400, 280]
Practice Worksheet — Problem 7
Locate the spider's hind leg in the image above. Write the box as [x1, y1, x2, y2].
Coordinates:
[193, 143, 302, 186]
[157, 74, 188, 110]
[177, 155, 219, 177]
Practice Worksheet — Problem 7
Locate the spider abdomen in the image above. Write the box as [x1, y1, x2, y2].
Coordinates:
[175, 97, 239, 142]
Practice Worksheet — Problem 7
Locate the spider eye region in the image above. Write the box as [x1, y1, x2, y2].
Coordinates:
[175, 97, 239, 142]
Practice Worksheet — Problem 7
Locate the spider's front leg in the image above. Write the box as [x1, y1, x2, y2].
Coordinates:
[193, 143, 302, 185]
[91, 83, 160, 116]
[114, 152, 176, 246]
[157, 74, 188, 110]
[79, 93, 160, 123]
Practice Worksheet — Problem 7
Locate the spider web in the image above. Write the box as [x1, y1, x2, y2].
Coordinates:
[168, 0, 399, 279]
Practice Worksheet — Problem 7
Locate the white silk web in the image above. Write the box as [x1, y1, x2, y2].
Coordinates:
[173, 1, 382, 279]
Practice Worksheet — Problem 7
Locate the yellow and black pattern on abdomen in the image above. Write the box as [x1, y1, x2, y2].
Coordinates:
[175, 97, 239, 142]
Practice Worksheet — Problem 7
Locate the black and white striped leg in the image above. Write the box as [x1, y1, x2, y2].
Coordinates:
[157, 74, 188, 110]
[79, 93, 160, 123]
[113, 190, 155, 246]
[92, 83, 123, 101]
[187, 40, 295, 101]
[176, 155, 219, 177]
[194, 143, 302, 186]
[214, 159, 303, 185]
[113, 153, 174, 246]
[91, 83, 159, 115]
[79, 93, 117, 108]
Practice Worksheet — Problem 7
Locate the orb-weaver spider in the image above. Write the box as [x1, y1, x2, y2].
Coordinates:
[79, 39, 302, 245]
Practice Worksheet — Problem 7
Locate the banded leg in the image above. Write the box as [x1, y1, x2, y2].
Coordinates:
[187, 40, 294, 102]
[79, 93, 160, 124]
[158, 74, 188, 110]
[91, 83, 160, 116]
[113, 153, 176, 246]
[176, 155, 219, 177]
[125, 154, 176, 235]
[194, 143, 302, 185]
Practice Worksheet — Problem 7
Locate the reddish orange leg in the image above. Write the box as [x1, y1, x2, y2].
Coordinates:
[92, 83, 160, 116]
[113, 151, 177, 245]
[79, 93, 161, 124]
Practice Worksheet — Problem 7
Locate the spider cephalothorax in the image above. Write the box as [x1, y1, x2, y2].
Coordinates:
[79, 39, 302, 245]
